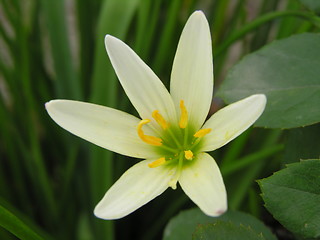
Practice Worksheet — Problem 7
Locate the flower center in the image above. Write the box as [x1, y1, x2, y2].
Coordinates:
[136, 100, 211, 189]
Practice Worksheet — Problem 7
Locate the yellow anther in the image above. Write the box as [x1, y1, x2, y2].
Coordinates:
[194, 128, 212, 138]
[148, 157, 166, 168]
[184, 150, 193, 160]
[152, 110, 169, 129]
[179, 100, 188, 128]
[137, 119, 162, 146]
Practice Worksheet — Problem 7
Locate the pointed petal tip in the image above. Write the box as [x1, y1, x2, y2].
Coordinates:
[191, 10, 205, 17]
[105, 34, 115, 47]
[105, 34, 115, 43]
[104, 35, 122, 52]
[45, 100, 66, 111]
[93, 206, 102, 219]
[189, 10, 208, 23]
[253, 93, 267, 101]
[93, 206, 115, 220]
[44, 101, 50, 109]
[252, 93, 267, 108]
[93, 201, 125, 220]
[215, 207, 227, 216]
[214, 205, 228, 216]
[93, 205, 109, 220]
[45, 100, 56, 111]
[203, 201, 228, 217]
[203, 197, 228, 217]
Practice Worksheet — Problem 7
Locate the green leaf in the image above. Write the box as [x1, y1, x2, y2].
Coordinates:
[217, 33, 320, 129]
[299, 0, 320, 13]
[192, 221, 266, 240]
[0, 204, 44, 240]
[163, 208, 276, 240]
[259, 159, 320, 239]
[283, 124, 320, 164]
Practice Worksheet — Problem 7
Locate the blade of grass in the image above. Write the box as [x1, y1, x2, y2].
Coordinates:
[215, 10, 319, 57]
[40, 0, 81, 99]
[250, 0, 279, 51]
[276, 0, 303, 39]
[228, 130, 282, 210]
[211, 0, 230, 46]
[0, 203, 53, 240]
[134, 0, 161, 60]
[22, 31, 58, 222]
[75, 0, 95, 99]
[141, 194, 188, 240]
[11, 12, 58, 227]
[212, 0, 246, 82]
[0, 228, 15, 240]
[221, 128, 252, 166]
[221, 144, 284, 177]
[152, 0, 182, 77]
[0, 206, 43, 240]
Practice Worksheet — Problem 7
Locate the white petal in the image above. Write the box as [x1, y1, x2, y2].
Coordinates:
[201, 94, 267, 152]
[45, 100, 158, 159]
[94, 159, 175, 219]
[170, 11, 213, 130]
[105, 35, 177, 131]
[179, 153, 227, 216]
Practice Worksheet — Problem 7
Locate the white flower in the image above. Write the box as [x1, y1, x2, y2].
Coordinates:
[45, 11, 266, 220]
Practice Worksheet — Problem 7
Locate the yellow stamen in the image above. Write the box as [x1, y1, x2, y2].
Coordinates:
[137, 119, 162, 146]
[152, 110, 169, 129]
[184, 150, 193, 160]
[179, 100, 188, 128]
[194, 128, 211, 138]
[148, 157, 166, 168]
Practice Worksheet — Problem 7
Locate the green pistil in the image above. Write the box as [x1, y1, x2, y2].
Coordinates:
[157, 124, 203, 167]
[177, 151, 184, 170]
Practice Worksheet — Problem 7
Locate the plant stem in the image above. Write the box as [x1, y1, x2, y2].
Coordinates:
[215, 10, 320, 57]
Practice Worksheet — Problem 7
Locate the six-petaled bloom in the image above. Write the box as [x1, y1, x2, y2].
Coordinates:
[45, 11, 266, 220]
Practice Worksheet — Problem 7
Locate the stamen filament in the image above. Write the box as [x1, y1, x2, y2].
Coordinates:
[167, 128, 182, 148]
[148, 157, 166, 168]
[159, 144, 178, 154]
[152, 110, 169, 129]
[190, 138, 201, 150]
[194, 128, 211, 138]
[137, 119, 162, 146]
[179, 100, 188, 129]
[183, 125, 189, 147]
[151, 110, 182, 148]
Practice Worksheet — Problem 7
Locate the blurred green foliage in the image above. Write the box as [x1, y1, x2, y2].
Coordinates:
[0, 0, 319, 239]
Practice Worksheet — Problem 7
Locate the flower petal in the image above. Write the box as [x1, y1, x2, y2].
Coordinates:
[170, 11, 213, 130]
[45, 100, 158, 159]
[105, 35, 177, 131]
[201, 94, 267, 152]
[179, 153, 227, 216]
[94, 159, 175, 219]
